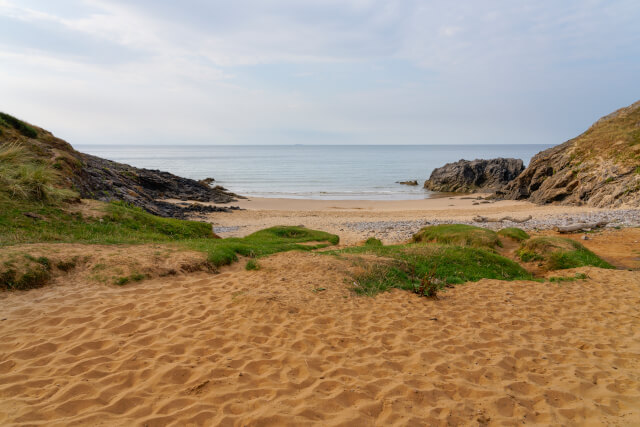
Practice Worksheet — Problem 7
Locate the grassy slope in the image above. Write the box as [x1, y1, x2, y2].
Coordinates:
[571, 101, 640, 167]
[1, 200, 338, 267]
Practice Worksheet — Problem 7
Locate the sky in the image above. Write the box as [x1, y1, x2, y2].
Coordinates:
[1, 0, 639, 145]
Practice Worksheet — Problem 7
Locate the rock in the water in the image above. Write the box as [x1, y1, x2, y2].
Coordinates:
[396, 180, 418, 186]
[424, 158, 524, 193]
[502, 100, 640, 207]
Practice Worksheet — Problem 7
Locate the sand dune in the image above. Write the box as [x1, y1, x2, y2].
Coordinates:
[1, 250, 639, 426]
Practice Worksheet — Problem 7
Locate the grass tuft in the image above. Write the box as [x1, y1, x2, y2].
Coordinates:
[364, 237, 383, 247]
[498, 227, 530, 242]
[413, 224, 501, 249]
[245, 259, 260, 271]
[0, 112, 38, 138]
[517, 237, 613, 270]
[0, 143, 76, 203]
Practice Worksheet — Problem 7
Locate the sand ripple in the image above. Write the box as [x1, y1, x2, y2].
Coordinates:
[1, 253, 639, 426]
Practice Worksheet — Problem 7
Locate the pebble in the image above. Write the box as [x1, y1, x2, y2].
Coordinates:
[341, 209, 640, 241]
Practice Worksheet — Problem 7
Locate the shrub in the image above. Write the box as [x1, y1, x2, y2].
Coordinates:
[364, 237, 383, 247]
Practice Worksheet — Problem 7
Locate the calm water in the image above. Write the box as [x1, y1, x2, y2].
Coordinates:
[76, 145, 550, 200]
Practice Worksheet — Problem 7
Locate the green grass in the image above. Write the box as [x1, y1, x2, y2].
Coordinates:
[187, 226, 338, 267]
[517, 237, 613, 270]
[114, 273, 147, 286]
[497, 227, 530, 242]
[412, 224, 501, 249]
[0, 112, 38, 138]
[364, 237, 383, 247]
[334, 242, 532, 296]
[0, 143, 76, 203]
[1, 200, 339, 275]
[245, 259, 260, 271]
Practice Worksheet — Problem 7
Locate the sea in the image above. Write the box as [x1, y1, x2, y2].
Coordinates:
[76, 145, 551, 200]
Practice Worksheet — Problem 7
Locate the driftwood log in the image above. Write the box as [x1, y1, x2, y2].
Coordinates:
[552, 221, 609, 233]
[473, 215, 532, 223]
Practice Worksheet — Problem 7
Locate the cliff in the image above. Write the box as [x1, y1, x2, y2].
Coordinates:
[502, 101, 640, 207]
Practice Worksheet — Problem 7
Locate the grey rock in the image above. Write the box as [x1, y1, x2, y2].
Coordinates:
[424, 158, 524, 193]
[72, 154, 245, 219]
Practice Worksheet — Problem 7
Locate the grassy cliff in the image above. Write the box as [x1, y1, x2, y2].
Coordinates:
[504, 100, 640, 207]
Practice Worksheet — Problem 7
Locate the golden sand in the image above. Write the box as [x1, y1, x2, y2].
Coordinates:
[1, 202, 639, 426]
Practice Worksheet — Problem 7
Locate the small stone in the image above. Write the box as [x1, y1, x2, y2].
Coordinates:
[581, 235, 589, 240]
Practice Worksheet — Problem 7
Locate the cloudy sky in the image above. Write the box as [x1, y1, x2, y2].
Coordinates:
[1, 0, 639, 145]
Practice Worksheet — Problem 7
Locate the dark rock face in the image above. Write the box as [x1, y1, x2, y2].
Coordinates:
[423, 158, 524, 193]
[72, 154, 244, 218]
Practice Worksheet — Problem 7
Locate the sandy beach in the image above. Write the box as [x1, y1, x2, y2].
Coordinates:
[198, 196, 640, 245]
[1, 199, 639, 426]
[1, 232, 639, 426]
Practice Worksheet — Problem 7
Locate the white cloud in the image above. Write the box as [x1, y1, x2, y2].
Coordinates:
[0, 0, 638, 145]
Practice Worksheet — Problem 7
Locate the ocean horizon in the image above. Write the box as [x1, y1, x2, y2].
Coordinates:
[77, 144, 552, 200]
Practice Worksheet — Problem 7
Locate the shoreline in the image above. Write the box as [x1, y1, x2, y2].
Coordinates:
[212, 194, 508, 211]
[175, 196, 640, 245]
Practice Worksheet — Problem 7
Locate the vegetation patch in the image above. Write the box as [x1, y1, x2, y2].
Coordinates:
[498, 227, 530, 242]
[0, 143, 76, 203]
[364, 237, 383, 247]
[0, 254, 52, 291]
[188, 226, 339, 267]
[0, 112, 38, 138]
[412, 224, 501, 249]
[245, 259, 260, 271]
[336, 242, 531, 297]
[1, 199, 340, 280]
[517, 237, 613, 270]
[114, 273, 147, 286]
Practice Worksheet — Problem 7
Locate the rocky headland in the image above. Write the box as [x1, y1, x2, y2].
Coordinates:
[0, 114, 242, 217]
[423, 158, 524, 193]
[502, 100, 640, 207]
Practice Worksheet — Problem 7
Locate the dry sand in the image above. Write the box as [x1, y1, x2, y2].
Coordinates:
[1, 200, 639, 426]
[1, 231, 640, 426]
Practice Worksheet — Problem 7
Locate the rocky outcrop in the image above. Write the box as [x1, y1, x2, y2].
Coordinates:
[73, 154, 243, 217]
[502, 100, 640, 207]
[0, 114, 243, 218]
[396, 180, 418, 186]
[424, 158, 524, 193]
